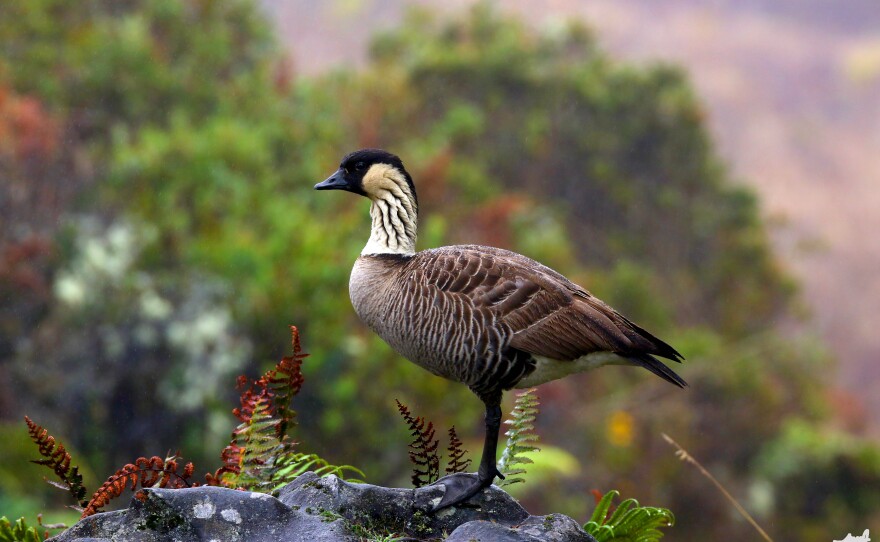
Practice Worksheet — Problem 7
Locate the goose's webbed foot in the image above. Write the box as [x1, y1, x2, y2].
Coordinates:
[430, 465, 504, 511]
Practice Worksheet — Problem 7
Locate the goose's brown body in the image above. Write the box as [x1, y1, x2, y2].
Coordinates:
[351, 244, 684, 396]
[317, 148, 685, 510]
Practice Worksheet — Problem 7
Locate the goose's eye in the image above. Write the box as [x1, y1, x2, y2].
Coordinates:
[355, 161, 366, 171]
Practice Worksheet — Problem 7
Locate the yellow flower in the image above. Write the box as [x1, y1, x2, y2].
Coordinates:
[607, 410, 635, 448]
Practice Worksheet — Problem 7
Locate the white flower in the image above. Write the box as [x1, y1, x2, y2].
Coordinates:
[140, 290, 172, 320]
[55, 274, 86, 306]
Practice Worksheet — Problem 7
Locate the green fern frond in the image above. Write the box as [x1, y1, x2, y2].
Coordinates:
[0, 517, 42, 542]
[583, 490, 675, 542]
[231, 402, 288, 491]
[497, 388, 540, 486]
[271, 452, 365, 491]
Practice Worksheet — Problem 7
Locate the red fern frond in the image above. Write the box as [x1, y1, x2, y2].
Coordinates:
[231, 327, 305, 431]
[445, 426, 472, 475]
[234, 387, 276, 424]
[81, 455, 196, 518]
[266, 325, 307, 439]
[214, 326, 310, 489]
[24, 416, 87, 505]
[205, 443, 243, 486]
[395, 400, 440, 488]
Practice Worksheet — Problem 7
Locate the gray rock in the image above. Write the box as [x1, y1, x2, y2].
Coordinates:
[278, 472, 531, 539]
[445, 514, 596, 542]
[52, 474, 597, 541]
[50, 485, 355, 542]
[517, 514, 598, 542]
[446, 520, 544, 542]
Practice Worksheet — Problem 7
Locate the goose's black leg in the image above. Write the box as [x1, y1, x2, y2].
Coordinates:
[432, 392, 505, 511]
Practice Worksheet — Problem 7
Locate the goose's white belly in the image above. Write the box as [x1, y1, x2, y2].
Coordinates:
[515, 352, 627, 388]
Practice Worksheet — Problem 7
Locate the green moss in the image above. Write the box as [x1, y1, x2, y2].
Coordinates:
[407, 509, 435, 536]
[136, 505, 185, 533]
[317, 507, 342, 523]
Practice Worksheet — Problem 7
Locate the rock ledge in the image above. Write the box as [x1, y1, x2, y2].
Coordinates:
[51, 473, 597, 541]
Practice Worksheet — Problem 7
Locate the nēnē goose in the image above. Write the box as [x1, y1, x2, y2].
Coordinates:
[315, 149, 686, 510]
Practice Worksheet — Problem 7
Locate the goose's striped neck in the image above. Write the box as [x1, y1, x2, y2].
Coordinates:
[361, 163, 418, 256]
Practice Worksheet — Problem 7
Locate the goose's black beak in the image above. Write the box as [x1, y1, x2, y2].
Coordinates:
[315, 169, 348, 191]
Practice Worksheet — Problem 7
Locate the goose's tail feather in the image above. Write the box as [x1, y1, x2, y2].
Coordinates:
[626, 353, 688, 388]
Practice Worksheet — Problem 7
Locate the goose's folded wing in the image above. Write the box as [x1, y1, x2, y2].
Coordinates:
[412, 246, 667, 362]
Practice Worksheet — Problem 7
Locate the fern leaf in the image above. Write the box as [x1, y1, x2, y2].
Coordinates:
[219, 327, 307, 490]
[395, 400, 440, 487]
[606, 497, 637, 527]
[0, 517, 42, 542]
[266, 325, 307, 439]
[23, 416, 87, 506]
[206, 443, 242, 486]
[81, 454, 195, 518]
[230, 393, 293, 491]
[583, 490, 675, 542]
[497, 388, 540, 486]
[271, 452, 365, 491]
[214, 326, 360, 491]
[588, 489, 619, 525]
[445, 426, 472, 475]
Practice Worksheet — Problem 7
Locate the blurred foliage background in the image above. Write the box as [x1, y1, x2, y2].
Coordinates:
[0, 1, 878, 540]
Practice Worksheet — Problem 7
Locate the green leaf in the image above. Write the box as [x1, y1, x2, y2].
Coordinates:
[0, 517, 42, 542]
[588, 489, 618, 525]
[583, 491, 674, 542]
[497, 388, 540, 486]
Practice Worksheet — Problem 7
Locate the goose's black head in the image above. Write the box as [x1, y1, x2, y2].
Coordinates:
[315, 149, 417, 208]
